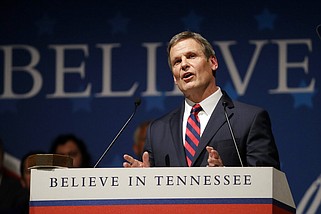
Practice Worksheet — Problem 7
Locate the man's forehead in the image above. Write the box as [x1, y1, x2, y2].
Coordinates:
[170, 39, 202, 56]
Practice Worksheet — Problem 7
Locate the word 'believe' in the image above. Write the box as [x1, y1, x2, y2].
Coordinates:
[0, 39, 315, 99]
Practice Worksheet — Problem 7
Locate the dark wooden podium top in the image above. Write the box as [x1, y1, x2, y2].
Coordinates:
[27, 154, 73, 169]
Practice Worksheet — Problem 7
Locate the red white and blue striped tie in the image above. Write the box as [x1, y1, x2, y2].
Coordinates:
[185, 104, 202, 166]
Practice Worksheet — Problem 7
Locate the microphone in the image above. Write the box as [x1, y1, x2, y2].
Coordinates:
[94, 98, 141, 168]
[317, 24, 321, 40]
[222, 101, 244, 167]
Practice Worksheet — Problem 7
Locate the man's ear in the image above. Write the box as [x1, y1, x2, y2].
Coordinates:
[173, 75, 178, 85]
[210, 56, 218, 71]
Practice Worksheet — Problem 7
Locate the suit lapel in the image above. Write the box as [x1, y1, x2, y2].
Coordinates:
[191, 91, 234, 166]
[169, 103, 187, 166]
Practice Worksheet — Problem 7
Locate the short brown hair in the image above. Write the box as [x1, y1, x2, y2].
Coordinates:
[167, 31, 215, 68]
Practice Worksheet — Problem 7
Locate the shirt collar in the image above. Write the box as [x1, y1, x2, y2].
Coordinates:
[185, 87, 223, 115]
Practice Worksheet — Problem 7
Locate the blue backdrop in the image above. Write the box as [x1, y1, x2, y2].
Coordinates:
[1, 0, 320, 211]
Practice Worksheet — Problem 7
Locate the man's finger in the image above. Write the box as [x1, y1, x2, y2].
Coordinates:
[142, 151, 150, 167]
[206, 146, 220, 159]
[206, 146, 214, 154]
[123, 162, 131, 168]
[211, 150, 220, 159]
[123, 154, 134, 163]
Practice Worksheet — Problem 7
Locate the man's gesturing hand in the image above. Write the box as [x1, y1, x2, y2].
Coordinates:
[206, 146, 223, 167]
[123, 151, 150, 168]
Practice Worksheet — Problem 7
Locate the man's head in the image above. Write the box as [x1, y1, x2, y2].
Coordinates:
[167, 31, 219, 102]
[50, 134, 91, 168]
[133, 121, 150, 157]
[167, 31, 216, 70]
[20, 151, 45, 189]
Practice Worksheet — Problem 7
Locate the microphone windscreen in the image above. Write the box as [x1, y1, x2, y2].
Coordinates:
[135, 98, 142, 107]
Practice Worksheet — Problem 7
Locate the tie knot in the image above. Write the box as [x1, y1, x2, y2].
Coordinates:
[191, 104, 202, 114]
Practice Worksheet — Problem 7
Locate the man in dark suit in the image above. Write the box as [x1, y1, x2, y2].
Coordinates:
[0, 139, 28, 213]
[123, 31, 280, 169]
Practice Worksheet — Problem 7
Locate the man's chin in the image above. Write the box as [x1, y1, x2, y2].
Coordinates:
[185, 82, 197, 90]
[179, 84, 197, 95]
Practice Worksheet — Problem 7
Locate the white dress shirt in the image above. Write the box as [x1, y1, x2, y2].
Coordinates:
[182, 87, 223, 144]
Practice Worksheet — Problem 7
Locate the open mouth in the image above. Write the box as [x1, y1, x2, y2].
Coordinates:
[183, 72, 193, 80]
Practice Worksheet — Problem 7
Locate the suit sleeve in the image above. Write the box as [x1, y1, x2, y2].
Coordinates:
[246, 109, 280, 169]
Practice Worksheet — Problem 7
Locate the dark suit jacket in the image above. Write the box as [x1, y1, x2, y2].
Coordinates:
[0, 174, 29, 213]
[144, 91, 280, 169]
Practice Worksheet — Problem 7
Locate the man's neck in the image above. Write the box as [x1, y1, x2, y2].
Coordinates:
[185, 86, 219, 103]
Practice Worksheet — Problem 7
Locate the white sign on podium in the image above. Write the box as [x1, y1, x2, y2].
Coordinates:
[30, 167, 295, 213]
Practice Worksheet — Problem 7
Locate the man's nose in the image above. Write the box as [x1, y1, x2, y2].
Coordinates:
[181, 57, 189, 70]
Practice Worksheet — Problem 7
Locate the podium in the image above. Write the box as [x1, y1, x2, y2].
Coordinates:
[29, 167, 295, 213]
